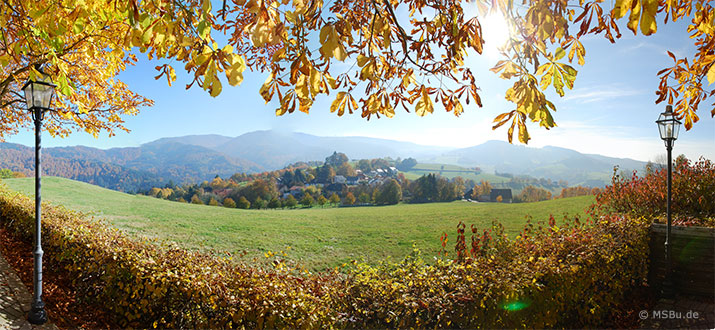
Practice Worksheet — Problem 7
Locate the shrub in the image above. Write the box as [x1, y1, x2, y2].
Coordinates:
[208, 198, 220, 206]
[236, 196, 251, 209]
[596, 157, 715, 226]
[329, 193, 340, 205]
[223, 198, 236, 208]
[283, 195, 298, 208]
[558, 185, 598, 198]
[358, 192, 370, 204]
[515, 185, 551, 202]
[0, 187, 338, 329]
[343, 192, 356, 205]
[336, 213, 650, 329]
[0, 183, 653, 329]
[267, 197, 281, 209]
[300, 193, 314, 207]
[190, 195, 203, 205]
[317, 195, 327, 206]
[253, 197, 265, 209]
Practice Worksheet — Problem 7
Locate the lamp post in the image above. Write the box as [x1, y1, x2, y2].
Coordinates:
[655, 104, 681, 299]
[22, 67, 56, 325]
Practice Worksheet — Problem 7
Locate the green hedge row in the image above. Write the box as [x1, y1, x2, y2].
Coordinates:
[0, 185, 650, 328]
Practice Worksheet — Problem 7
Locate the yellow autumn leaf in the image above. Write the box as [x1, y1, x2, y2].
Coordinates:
[330, 92, 347, 115]
[613, 0, 634, 19]
[707, 64, 715, 85]
[295, 75, 310, 99]
[627, 0, 642, 34]
[415, 89, 433, 116]
[357, 54, 369, 67]
[640, 0, 658, 35]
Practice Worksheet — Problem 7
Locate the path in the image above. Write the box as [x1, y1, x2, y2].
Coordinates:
[640, 294, 715, 329]
[0, 250, 56, 330]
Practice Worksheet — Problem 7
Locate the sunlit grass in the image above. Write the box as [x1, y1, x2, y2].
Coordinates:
[2, 177, 595, 270]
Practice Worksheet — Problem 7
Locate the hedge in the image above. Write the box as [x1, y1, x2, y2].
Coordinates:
[0, 187, 338, 328]
[595, 157, 715, 227]
[0, 184, 650, 328]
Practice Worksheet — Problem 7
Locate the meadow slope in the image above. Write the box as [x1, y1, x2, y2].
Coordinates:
[2, 177, 594, 270]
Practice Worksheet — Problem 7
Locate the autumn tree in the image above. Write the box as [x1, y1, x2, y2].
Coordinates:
[516, 185, 552, 203]
[237, 196, 251, 209]
[301, 193, 314, 207]
[315, 165, 336, 184]
[284, 195, 298, 208]
[344, 192, 356, 205]
[397, 158, 418, 171]
[317, 195, 328, 207]
[1, 0, 243, 140]
[223, 197, 237, 208]
[325, 152, 349, 167]
[253, 197, 266, 209]
[3, 0, 711, 145]
[329, 193, 341, 205]
[376, 179, 402, 205]
[208, 197, 220, 206]
[358, 192, 371, 204]
[267, 197, 282, 209]
[190, 194, 204, 205]
[336, 163, 356, 177]
[475, 181, 493, 197]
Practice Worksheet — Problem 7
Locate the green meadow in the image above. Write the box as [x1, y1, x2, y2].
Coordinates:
[401, 163, 511, 183]
[2, 177, 595, 270]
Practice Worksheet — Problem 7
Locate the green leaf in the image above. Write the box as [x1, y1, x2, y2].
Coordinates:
[554, 47, 566, 61]
[198, 20, 210, 40]
[552, 70, 564, 96]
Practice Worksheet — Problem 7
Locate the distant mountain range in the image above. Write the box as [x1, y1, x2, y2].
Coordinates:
[427, 141, 647, 187]
[0, 130, 647, 191]
[0, 141, 262, 192]
[152, 130, 449, 170]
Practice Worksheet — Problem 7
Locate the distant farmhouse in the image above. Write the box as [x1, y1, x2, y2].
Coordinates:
[490, 189, 513, 203]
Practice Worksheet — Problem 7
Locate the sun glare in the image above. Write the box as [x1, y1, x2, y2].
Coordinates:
[480, 13, 511, 58]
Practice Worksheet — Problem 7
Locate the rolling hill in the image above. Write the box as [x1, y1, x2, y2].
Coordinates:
[427, 140, 646, 186]
[1, 176, 595, 270]
[1, 131, 648, 191]
[0, 141, 262, 192]
[157, 130, 452, 169]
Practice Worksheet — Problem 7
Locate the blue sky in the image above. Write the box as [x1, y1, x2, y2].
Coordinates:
[6, 9, 714, 162]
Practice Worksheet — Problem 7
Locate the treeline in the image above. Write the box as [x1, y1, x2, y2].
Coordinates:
[141, 151, 601, 208]
[494, 171, 570, 192]
[0, 145, 166, 192]
[141, 152, 475, 208]
[0, 168, 26, 179]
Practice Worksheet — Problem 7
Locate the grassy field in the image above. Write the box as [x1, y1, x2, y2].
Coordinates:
[1, 177, 595, 270]
[401, 163, 510, 183]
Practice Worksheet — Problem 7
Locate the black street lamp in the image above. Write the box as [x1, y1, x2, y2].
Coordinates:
[22, 67, 56, 325]
[655, 104, 681, 299]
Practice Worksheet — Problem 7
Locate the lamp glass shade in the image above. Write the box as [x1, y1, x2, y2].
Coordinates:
[656, 109, 681, 141]
[22, 73, 55, 110]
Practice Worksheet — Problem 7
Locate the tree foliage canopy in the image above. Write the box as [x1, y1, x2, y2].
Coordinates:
[1, 0, 712, 142]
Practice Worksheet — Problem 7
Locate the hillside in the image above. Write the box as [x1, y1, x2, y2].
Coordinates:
[1, 177, 595, 270]
[0, 142, 262, 192]
[428, 141, 646, 186]
[158, 130, 452, 170]
[1, 132, 648, 192]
